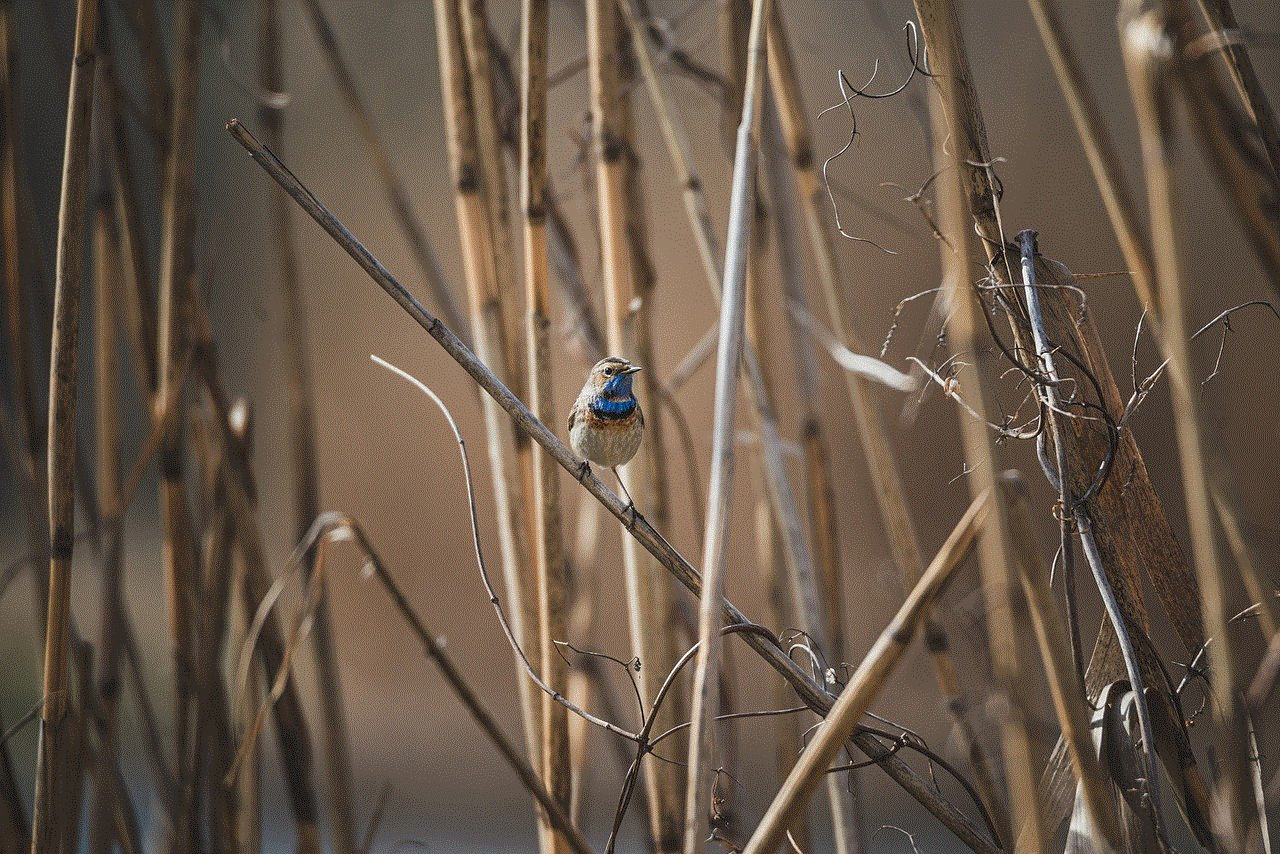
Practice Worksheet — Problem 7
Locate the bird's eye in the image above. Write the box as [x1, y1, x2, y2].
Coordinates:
[605, 367, 615, 375]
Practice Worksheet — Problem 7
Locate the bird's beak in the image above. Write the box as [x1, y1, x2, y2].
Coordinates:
[623, 364, 642, 375]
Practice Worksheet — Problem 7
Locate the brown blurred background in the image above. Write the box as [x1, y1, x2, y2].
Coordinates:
[2, 1, 1278, 851]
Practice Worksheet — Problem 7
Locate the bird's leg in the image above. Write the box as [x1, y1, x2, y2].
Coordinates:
[612, 466, 638, 530]
[576, 459, 592, 483]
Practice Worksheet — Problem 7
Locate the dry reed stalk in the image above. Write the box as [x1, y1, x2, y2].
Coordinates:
[998, 473, 1123, 850]
[0, 710, 26, 854]
[586, 2, 685, 849]
[1120, 6, 1256, 847]
[430, 0, 544, 784]
[923, 12, 1047, 847]
[520, 0, 573, 848]
[258, 4, 357, 851]
[620, 20, 687, 854]
[765, 6, 1007, 843]
[682, 1, 768, 849]
[89, 136, 126, 854]
[230, 119, 1007, 853]
[300, 0, 467, 342]
[155, 3, 201, 845]
[741, 492, 990, 854]
[31, 1, 95, 850]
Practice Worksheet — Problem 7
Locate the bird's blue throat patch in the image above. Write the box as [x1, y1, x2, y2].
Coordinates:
[602, 372, 635, 397]
[590, 396, 636, 419]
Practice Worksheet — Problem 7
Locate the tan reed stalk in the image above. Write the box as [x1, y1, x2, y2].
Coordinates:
[741, 492, 990, 854]
[765, 6, 1007, 843]
[155, 3, 202, 847]
[89, 131, 126, 854]
[998, 473, 1122, 850]
[230, 561, 262, 854]
[430, 0, 544, 783]
[31, 0, 95, 850]
[300, 0, 467, 341]
[682, 1, 769, 850]
[1121, 6, 1256, 847]
[586, 2, 685, 849]
[257, 3, 356, 851]
[620, 18, 687, 853]
[231, 119, 1005, 854]
[922, 11, 1047, 847]
[520, 0, 573, 849]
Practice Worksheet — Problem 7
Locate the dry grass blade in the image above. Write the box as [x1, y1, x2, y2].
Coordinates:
[228, 118, 1009, 854]
[521, 0, 573, 848]
[741, 491, 989, 854]
[31, 1, 95, 851]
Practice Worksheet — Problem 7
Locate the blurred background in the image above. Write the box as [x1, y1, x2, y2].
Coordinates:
[1, 1, 1278, 852]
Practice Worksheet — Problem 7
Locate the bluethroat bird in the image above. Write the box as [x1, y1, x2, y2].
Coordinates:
[568, 356, 644, 523]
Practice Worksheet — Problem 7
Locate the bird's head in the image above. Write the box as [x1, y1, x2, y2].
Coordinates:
[588, 356, 641, 397]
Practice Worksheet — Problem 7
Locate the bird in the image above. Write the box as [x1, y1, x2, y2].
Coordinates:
[568, 355, 644, 523]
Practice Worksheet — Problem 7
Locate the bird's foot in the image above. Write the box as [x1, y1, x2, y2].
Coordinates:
[622, 502, 641, 532]
[576, 460, 592, 483]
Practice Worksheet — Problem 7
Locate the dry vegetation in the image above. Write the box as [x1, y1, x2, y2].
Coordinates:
[1, 1, 1278, 853]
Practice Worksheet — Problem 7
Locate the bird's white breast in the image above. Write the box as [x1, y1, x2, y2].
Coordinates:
[570, 411, 643, 468]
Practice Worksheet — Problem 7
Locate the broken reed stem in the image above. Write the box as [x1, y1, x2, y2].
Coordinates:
[31, 2, 95, 850]
[300, 0, 468, 342]
[1120, 7, 1256, 847]
[228, 118, 1005, 854]
[923, 7, 1047, 847]
[741, 492, 990, 854]
[997, 472, 1123, 850]
[520, 0, 573, 848]
[257, 3, 356, 852]
[682, 1, 768, 850]
[431, 0, 544, 788]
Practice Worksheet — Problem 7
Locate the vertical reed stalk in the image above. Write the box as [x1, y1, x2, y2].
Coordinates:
[257, 4, 357, 852]
[1121, 6, 1256, 846]
[683, 1, 768, 850]
[520, 0, 572, 849]
[924, 8, 1046, 846]
[431, 0, 544, 807]
[32, 1, 95, 850]
[587, 2, 685, 849]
